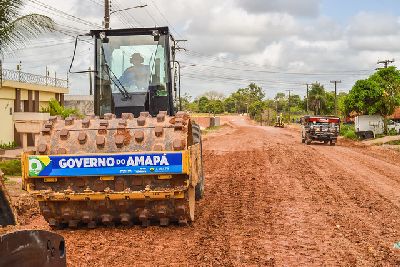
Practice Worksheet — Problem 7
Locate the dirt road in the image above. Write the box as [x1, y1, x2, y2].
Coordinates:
[5, 116, 400, 266]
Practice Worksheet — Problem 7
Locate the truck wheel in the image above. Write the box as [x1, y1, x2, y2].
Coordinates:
[330, 140, 336, 146]
[301, 135, 305, 143]
[192, 124, 205, 200]
[324, 141, 328, 144]
[306, 139, 311, 145]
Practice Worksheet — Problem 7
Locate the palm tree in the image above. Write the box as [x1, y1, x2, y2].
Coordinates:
[0, 0, 55, 54]
[309, 83, 326, 115]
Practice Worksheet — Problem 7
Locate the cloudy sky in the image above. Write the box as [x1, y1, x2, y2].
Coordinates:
[3, 0, 400, 98]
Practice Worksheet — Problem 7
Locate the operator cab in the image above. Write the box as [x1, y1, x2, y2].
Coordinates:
[91, 27, 176, 117]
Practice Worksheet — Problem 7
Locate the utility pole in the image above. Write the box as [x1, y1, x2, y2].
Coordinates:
[304, 83, 311, 113]
[377, 59, 395, 69]
[330, 80, 341, 116]
[104, 0, 110, 29]
[286, 89, 293, 124]
[88, 67, 93, 95]
[105, 3, 146, 29]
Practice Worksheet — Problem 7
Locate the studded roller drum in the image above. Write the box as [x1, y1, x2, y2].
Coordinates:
[23, 111, 204, 228]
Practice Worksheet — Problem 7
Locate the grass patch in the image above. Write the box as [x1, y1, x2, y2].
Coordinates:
[0, 141, 17, 150]
[340, 124, 357, 140]
[201, 126, 221, 135]
[0, 160, 21, 176]
[385, 140, 400, 145]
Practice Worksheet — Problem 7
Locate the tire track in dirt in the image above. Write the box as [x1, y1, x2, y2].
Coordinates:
[190, 125, 276, 266]
[258, 125, 400, 265]
[5, 117, 400, 266]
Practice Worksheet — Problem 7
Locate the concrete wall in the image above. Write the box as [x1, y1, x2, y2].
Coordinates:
[64, 95, 94, 115]
[0, 99, 14, 144]
[0, 82, 69, 144]
[191, 116, 221, 129]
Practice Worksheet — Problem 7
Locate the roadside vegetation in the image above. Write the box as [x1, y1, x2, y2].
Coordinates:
[181, 81, 348, 125]
[41, 99, 82, 118]
[0, 160, 21, 176]
[181, 67, 400, 141]
[0, 0, 55, 54]
[340, 124, 357, 140]
[201, 125, 221, 135]
[0, 141, 17, 150]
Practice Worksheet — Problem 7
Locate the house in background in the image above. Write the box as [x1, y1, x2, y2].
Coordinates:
[0, 68, 69, 146]
[389, 107, 400, 122]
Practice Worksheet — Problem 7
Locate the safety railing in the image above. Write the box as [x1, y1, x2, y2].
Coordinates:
[0, 68, 68, 88]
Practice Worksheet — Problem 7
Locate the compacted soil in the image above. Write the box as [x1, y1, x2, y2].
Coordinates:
[3, 116, 400, 266]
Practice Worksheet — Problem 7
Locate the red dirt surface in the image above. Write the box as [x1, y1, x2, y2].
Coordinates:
[3, 116, 400, 266]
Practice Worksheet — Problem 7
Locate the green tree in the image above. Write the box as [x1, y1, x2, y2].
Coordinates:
[230, 83, 265, 113]
[370, 67, 400, 117]
[324, 91, 335, 115]
[201, 90, 225, 100]
[344, 67, 400, 131]
[223, 96, 237, 113]
[337, 92, 348, 116]
[198, 96, 210, 113]
[344, 79, 382, 115]
[248, 100, 265, 120]
[206, 100, 224, 114]
[308, 82, 327, 115]
[0, 0, 55, 53]
[274, 92, 287, 113]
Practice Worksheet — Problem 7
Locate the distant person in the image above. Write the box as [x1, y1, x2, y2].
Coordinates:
[119, 53, 150, 91]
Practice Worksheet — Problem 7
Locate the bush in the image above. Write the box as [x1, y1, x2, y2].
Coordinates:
[388, 128, 399, 136]
[0, 160, 21, 176]
[343, 130, 357, 140]
[0, 141, 17, 150]
[340, 124, 357, 140]
[41, 99, 81, 119]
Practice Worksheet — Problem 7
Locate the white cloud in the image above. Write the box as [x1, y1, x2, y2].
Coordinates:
[235, 0, 320, 17]
[3, 0, 400, 98]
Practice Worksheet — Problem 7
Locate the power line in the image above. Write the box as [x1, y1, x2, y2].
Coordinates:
[376, 59, 395, 69]
[181, 72, 304, 86]
[4, 41, 76, 58]
[21, 49, 92, 68]
[330, 80, 341, 116]
[138, 0, 159, 26]
[180, 61, 371, 76]
[111, 0, 142, 27]
[183, 50, 373, 75]
[149, 0, 183, 38]
[27, 0, 101, 28]
[87, 0, 103, 6]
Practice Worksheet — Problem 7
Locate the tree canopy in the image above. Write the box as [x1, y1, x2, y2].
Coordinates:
[344, 66, 400, 117]
[0, 0, 55, 54]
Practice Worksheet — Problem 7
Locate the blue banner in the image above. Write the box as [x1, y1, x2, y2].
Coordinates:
[28, 152, 184, 177]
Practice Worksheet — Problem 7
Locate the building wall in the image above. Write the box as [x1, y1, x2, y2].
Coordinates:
[0, 98, 14, 144]
[64, 95, 94, 115]
[0, 82, 69, 144]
